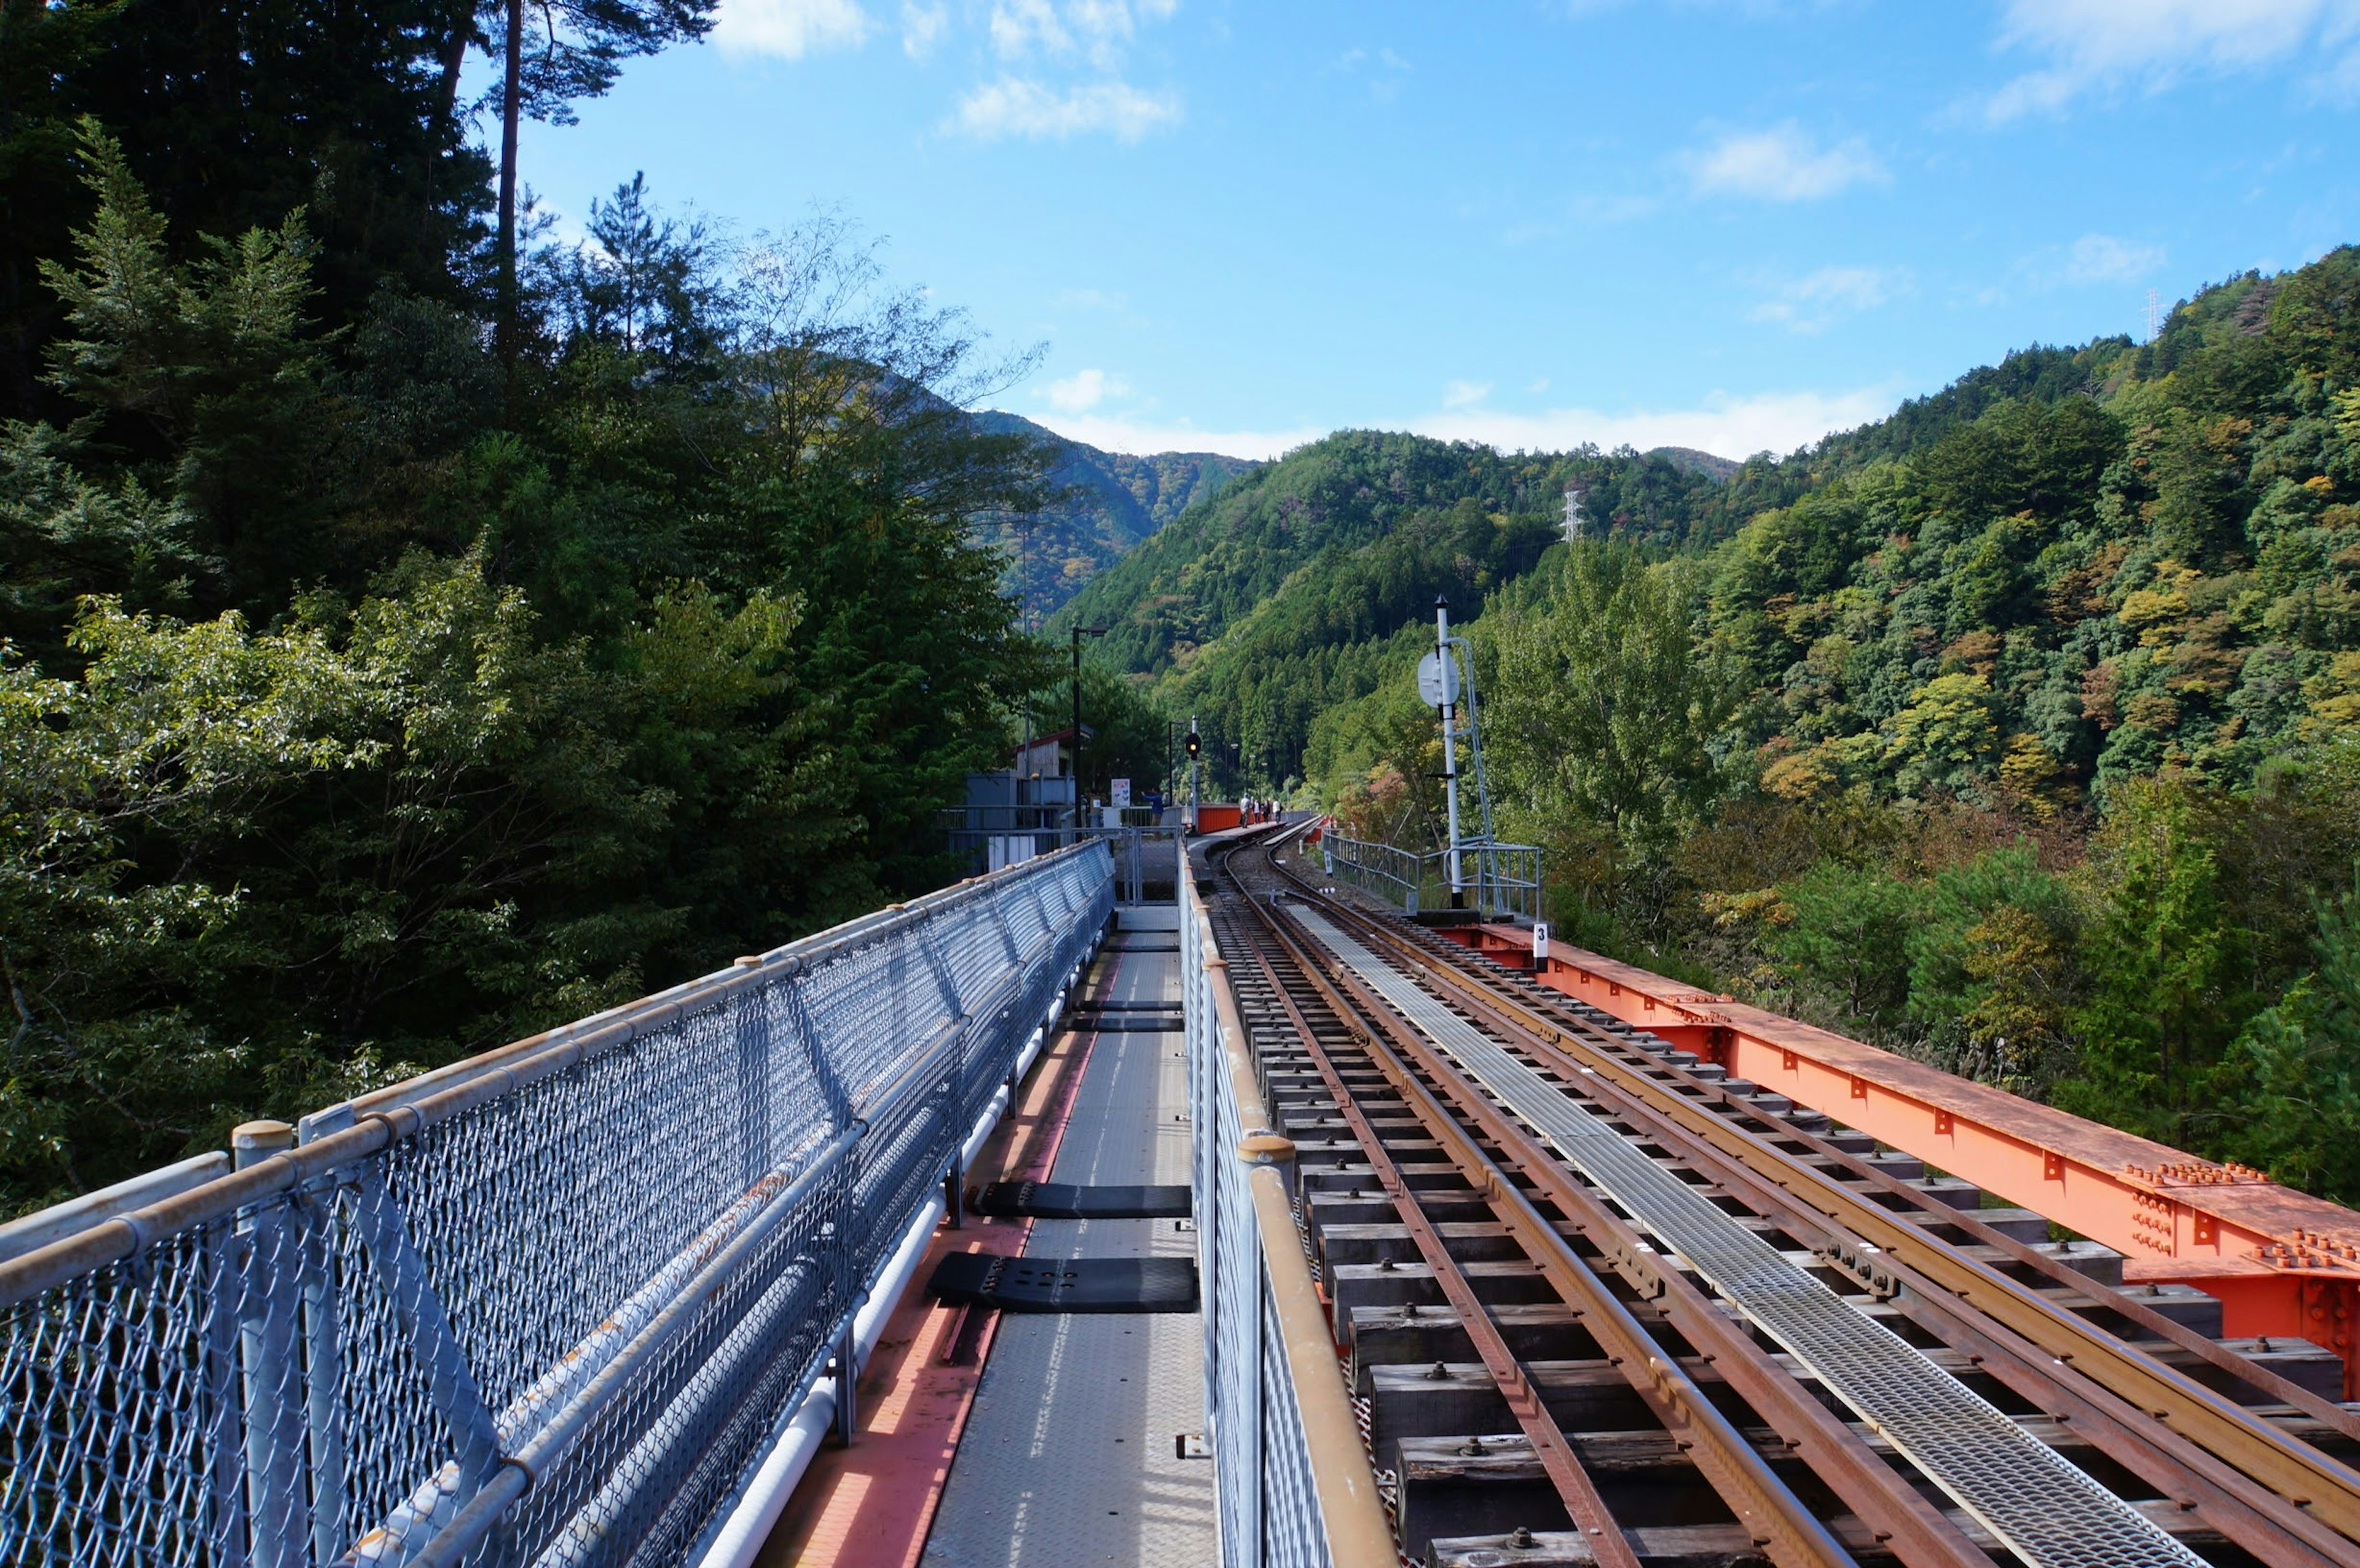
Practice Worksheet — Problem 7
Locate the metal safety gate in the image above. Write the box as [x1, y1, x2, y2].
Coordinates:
[1, 842, 1114, 1568]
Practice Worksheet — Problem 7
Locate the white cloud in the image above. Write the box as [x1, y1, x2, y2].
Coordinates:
[953, 76, 1181, 139]
[987, 0, 1176, 68]
[2065, 232, 2166, 283]
[1008, 383, 1903, 464]
[1686, 123, 1886, 202]
[1331, 44, 1412, 101]
[1748, 265, 1905, 333]
[1045, 367, 1128, 411]
[715, 0, 870, 57]
[900, 1, 947, 57]
[1989, 232, 2168, 299]
[1442, 379, 1492, 409]
[1986, 0, 2360, 118]
[1014, 412, 1324, 461]
[1412, 384, 1903, 462]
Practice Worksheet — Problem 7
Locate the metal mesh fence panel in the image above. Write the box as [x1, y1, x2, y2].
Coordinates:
[1, 842, 1112, 1568]
[1183, 876, 1334, 1568]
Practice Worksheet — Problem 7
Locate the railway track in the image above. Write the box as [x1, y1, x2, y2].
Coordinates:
[1202, 826, 2360, 1568]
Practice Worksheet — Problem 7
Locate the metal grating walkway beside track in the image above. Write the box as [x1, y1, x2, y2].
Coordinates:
[922, 912, 1214, 1568]
[1289, 906, 2205, 1568]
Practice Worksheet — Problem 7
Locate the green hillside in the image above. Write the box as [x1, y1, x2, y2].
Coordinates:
[1054, 429, 1793, 785]
[968, 412, 1252, 624]
[1313, 247, 2360, 1199]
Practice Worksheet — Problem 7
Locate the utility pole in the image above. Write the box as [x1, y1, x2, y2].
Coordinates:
[1069, 625, 1108, 787]
[1186, 718, 1202, 834]
[1435, 597, 1465, 906]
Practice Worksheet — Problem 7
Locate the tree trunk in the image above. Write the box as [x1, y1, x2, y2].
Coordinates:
[435, 9, 471, 128]
[497, 0, 523, 359]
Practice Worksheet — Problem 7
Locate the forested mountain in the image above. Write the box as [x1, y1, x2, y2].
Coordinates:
[1312, 247, 2360, 1200]
[0, 12, 1066, 1213]
[967, 412, 1251, 623]
[1054, 430, 1784, 785]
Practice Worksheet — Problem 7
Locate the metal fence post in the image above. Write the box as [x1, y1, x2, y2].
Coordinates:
[233, 1121, 309, 1568]
[736, 981, 773, 1191]
[302, 1188, 349, 1567]
[833, 1316, 860, 1446]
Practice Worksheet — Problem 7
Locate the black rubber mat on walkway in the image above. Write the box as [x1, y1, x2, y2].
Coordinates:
[971, 1181, 1193, 1219]
[925, 1253, 1200, 1314]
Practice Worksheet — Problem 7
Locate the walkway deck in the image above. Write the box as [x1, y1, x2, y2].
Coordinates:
[921, 907, 1215, 1568]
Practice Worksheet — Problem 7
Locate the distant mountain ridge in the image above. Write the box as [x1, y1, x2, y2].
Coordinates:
[1044, 429, 1788, 786]
[1648, 445, 1742, 481]
[969, 412, 1255, 623]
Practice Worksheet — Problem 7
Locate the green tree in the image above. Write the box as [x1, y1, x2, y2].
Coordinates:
[478, 0, 717, 350]
[1484, 540, 1737, 931]
[1759, 862, 1924, 1033]
[2061, 782, 2251, 1142]
[2217, 891, 2360, 1202]
[29, 121, 339, 617]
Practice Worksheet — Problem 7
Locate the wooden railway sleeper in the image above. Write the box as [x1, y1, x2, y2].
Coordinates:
[1225, 869, 1951, 1568]
[1228, 910, 1644, 1568]
[1283, 848, 2360, 1553]
[1375, 882, 2360, 1445]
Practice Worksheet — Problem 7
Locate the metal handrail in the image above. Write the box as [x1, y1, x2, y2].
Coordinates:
[1319, 829, 1543, 920]
[1184, 857, 1393, 1567]
[2, 843, 1115, 1568]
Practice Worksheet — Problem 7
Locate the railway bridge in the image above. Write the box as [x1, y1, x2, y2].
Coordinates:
[10, 824, 2360, 1567]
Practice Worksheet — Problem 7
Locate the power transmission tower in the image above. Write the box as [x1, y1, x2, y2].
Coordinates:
[2145, 289, 2163, 345]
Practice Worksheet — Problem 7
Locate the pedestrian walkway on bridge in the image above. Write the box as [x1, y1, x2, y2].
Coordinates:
[757, 903, 1215, 1567]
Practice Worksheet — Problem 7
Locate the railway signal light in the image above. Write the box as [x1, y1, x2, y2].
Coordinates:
[1185, 731, 1200, 756]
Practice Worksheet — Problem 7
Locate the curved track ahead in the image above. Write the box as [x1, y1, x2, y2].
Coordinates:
[1201, 826, 2360, 1568]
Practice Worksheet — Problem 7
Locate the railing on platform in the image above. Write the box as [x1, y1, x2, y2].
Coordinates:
[1183, 865, 1394, 1568]
[0, 843, 1114, 1568]
[938, 808, 1184, 906]
[1320, 831, 1543, 921]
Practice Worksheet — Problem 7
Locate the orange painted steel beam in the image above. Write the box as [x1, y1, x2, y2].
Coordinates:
[1439, 923, 2360, 1393]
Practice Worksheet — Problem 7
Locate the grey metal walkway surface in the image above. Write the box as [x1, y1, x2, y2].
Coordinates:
[1289, 905, 2203, 1568]
[922, 909, 1217, 1568]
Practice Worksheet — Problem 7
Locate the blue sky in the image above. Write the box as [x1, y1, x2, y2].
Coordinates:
[513, 1, 2360, 460]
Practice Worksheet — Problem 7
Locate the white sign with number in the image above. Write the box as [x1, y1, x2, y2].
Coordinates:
[1417, 649, 1462, 708]
[1533, 920, 1550, 963]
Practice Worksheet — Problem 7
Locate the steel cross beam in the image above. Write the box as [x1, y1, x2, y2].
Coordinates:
[1364, 904, 2360, 1559]
[1209, 850, 1961, 1568]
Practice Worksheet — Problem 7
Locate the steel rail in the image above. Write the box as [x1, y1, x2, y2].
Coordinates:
[1190, 858, 1399, 1568]
[1299, 884, 2360, 1558]
[1400, 961, 2360, 1568]
[1208, 877, 1855, 1568]
[1222, 888, 1644, 1568]
[1218, 844, 1958, 1568]
[1394, 912, 2360, 1442]
[1284, 895, 2224, 1568]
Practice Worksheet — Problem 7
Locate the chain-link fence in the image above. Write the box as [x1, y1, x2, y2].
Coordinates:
[1, 842, 1114, 1568]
